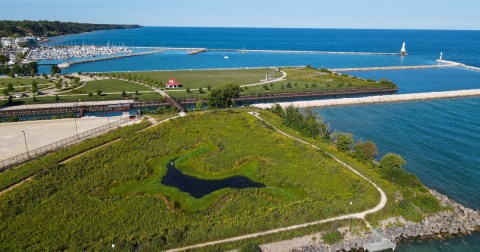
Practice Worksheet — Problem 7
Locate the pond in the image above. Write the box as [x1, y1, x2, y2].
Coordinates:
[161, 159, 265, 198]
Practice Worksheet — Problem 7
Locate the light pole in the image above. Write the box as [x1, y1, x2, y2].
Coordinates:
[21, 131, 29, 157]
[74, 103, 79, 139]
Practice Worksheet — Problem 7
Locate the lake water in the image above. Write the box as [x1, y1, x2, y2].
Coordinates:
[161, 159, 265, 198]
[42, 27, 480, 250]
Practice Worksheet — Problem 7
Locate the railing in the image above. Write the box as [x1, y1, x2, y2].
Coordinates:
[0, 117, 132, 171]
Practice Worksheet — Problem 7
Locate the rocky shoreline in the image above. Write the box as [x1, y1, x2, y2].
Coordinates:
[262, 189, 480, 252]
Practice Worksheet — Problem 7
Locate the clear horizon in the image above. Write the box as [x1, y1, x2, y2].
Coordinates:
[1, 0, 479, 30]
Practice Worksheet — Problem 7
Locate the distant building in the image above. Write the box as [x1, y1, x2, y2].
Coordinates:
[165, 78, 182, 88]
[1, 37, 38, 48]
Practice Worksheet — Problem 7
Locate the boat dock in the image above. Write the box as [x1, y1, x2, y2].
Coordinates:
[38, 50, 164, 68]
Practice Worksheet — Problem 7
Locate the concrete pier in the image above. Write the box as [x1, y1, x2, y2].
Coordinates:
[252, 89, 480, 109]
[331, 63, 458, 72]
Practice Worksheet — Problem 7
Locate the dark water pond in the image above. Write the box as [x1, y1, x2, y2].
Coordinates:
[161, 159, 265, 198]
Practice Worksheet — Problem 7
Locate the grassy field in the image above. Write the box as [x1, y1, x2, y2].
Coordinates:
[4, 91, 164, 106]
[0, 110, 380, 251]
[104, 68, 281, 89]
[0, 77, 50, 88]
[165, 67, 395, 100]
[73, 79, 153, 93]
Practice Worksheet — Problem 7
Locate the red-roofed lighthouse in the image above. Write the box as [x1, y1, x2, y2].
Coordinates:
[165, 78, 182, 89]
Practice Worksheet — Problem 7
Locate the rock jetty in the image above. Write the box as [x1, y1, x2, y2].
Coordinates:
[262, 190, 480, 252]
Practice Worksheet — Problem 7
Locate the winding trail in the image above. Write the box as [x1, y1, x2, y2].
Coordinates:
[165, 112, 387, 252]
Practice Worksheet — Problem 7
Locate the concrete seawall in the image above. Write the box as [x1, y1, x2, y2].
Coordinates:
[252, 89, 480, 109]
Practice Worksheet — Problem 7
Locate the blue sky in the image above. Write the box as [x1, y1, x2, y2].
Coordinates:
[1, 0, 479, 30]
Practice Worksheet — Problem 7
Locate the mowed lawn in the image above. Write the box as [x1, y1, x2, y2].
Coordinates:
[0, 111, 378, 251]
[0, 77, 50, 89]
[107, 68, 281, 89]
[77, 79, 153, 93]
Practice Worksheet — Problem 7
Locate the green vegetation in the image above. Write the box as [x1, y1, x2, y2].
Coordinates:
[207, 84, 241, 108]
[71, 79, 152, 93]
[262, 107, 443, 224]
[0, 120, 151, 192]
[322, 230, 343, 245]
[103, 68, 278, 89]
[0, 20, 141, 37]
[0, 110, 379, 250]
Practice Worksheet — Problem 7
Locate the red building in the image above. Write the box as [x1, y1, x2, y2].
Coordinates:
[165, 78, 182, 88]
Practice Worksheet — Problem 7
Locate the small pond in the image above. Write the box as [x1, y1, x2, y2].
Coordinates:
[161, 159, 265, 198]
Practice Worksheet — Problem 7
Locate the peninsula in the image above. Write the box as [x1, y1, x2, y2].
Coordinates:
[0, 20, 141, 37]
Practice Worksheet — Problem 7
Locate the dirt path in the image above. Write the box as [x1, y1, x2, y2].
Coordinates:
[165, 112, 387, 252]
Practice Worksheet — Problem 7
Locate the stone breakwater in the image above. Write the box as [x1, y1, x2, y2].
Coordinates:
[262, 190, 480, 252]
[252, 89, 480, 109]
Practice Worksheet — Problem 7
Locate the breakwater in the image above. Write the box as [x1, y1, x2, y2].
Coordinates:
[252, 89, 480, 109]
[130, 47, 399, 55]
[331, 64, 458, 72]
[177, 87, 399, 105]
[437, 59, 480, 71]
[85, 66, 305, 74]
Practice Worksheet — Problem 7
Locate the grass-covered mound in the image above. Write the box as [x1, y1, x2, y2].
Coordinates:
[0, 111, 379, 250]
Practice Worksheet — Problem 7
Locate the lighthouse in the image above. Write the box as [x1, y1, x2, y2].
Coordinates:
[399, 42, 407, 56]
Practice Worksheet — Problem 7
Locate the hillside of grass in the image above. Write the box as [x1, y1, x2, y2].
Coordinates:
[0, 110, 379, 251]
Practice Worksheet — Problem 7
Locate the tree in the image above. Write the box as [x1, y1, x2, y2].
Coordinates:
[42, 73, 48, 79]
[30, 69, 36, 77]
[380, 153, 406, 171]
[207, 84, 241, 109]
[55, 80, 62, 89]
[353, 141, 378, 161]
[335, 133, 354, 152]
[51, 65, 61, 75]
[31, 82, 38, 93]
[7, 83, 14, 92]
[88, 92, 93, 97]
[186, 88, 191, 93]
[55, 94, 60, 102]
[207, 85, 211, 91]
[2, 88, 8, 96]
[32, 95, 38, 102]
[271, 104, 285, 117]
[199, 87, 204, 94]
[97, 90, 102, 96]
[196, 99, 203, 110]
[121, 90, 127, 97]
[135, 90, 140, 95]
[8, 68, 15, 78]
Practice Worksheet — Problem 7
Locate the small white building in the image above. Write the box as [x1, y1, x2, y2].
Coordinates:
[165, 78, 182, 89]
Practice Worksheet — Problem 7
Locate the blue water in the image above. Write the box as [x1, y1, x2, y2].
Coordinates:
[41, 27, 480, 73]
[316, 97, 480, 251]
[41, 27, 480, 250]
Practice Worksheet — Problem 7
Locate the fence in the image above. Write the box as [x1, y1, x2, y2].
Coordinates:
[0, 117, 131, 171]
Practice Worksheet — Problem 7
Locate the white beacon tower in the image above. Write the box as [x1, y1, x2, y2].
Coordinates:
[400, 42, 407, 56]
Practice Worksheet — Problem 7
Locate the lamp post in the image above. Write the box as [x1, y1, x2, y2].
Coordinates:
[74, 103, 79, 139]
[21, 131, 29, 157]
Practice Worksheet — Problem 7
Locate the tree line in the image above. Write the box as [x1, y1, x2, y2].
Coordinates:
[0, 20, 141, 37]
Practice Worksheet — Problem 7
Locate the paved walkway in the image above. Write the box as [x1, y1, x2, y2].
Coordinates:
[165, 112, 387, 252]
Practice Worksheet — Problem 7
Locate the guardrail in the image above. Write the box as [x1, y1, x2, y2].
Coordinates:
[0, 117, 132, 171]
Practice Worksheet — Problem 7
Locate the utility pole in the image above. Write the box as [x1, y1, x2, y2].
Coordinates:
[21, 131, 29, 157]
[74, 104, 79, 139]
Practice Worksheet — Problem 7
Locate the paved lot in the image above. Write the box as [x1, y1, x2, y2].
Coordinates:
[0, 116, 124, 160]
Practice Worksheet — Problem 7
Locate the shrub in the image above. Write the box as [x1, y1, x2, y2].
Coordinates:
[335, 133, 354, 152]
[323, 230, 342, 245]
[239, 243, 261, 252]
